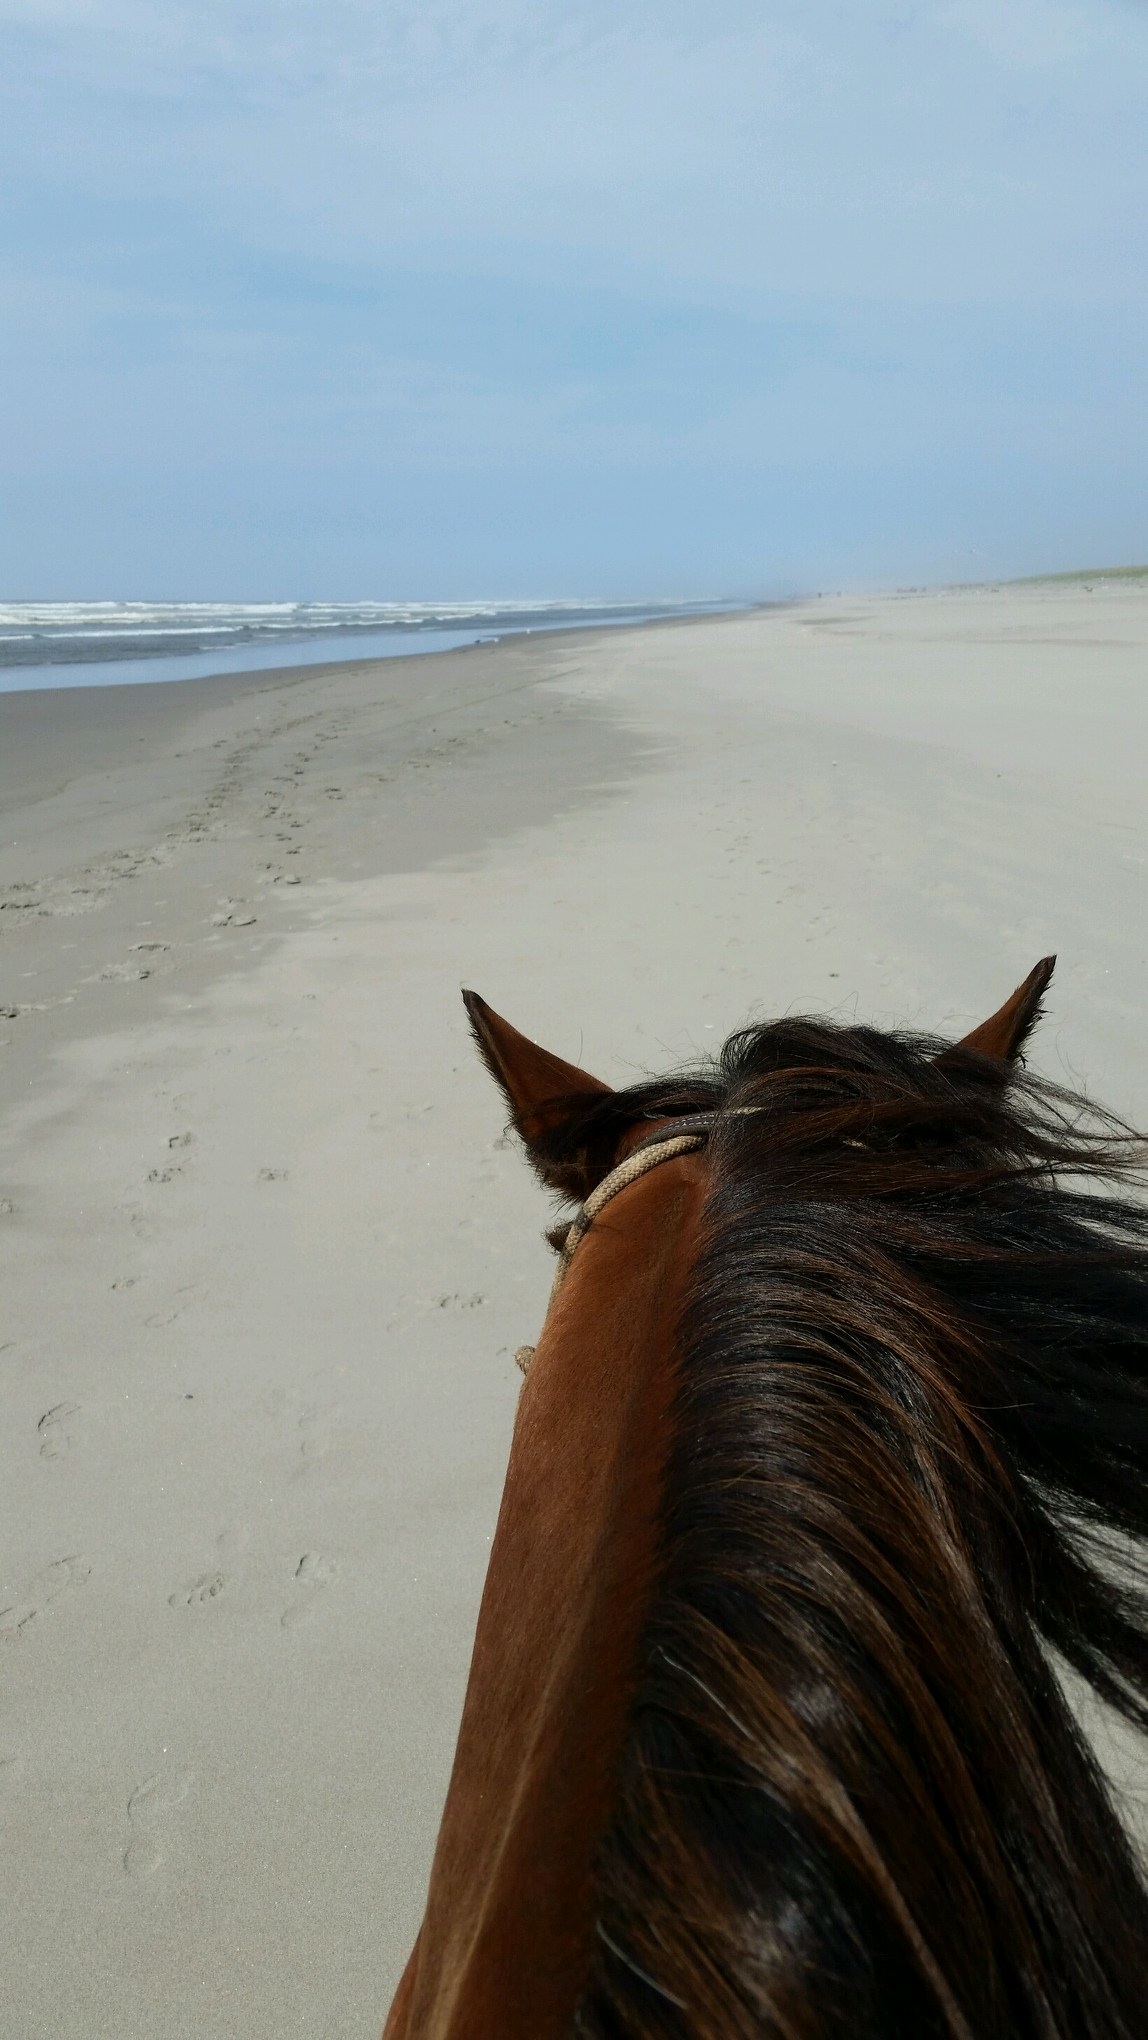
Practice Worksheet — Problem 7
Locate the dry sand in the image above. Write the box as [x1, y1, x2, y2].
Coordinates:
[1, 585, 1146, 2037]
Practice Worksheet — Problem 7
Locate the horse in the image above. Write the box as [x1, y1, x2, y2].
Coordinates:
[384, 959, 1148, 2039]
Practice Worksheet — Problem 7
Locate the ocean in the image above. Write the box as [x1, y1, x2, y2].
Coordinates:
[0, 599, 730, 694]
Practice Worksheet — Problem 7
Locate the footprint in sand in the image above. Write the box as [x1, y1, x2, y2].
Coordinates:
[0, 1555, 91, 1641]
[123, 1769, 194, 1876]
[167, 1523, 250, 1613]
[145, 1304, 183, 1327]
[168, 1571, 226, 1611]
[98, 962, 151, 982]
[37, 1402, 80, 1460]
[281, 1552, 338, 1629]
[293, 1402, 341, 1480]
[118, 1200, 153, 1239]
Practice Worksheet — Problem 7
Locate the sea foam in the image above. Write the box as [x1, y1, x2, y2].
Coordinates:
[0, 597, 721, 691]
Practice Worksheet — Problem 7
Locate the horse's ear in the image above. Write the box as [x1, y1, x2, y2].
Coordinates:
[940, 956, 1056, 1067]
[462, 991, 612, 1156]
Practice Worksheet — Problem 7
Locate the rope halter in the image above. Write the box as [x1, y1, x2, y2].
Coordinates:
[514, 1112, 718, 1375]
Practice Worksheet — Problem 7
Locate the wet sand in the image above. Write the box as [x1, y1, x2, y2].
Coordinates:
[1, 587, 1145, 2036]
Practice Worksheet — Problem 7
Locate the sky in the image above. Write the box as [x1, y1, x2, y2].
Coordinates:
[1, 0, 1146, 598]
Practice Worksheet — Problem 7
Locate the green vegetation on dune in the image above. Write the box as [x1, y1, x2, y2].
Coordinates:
[1014, 564, 1148, 585]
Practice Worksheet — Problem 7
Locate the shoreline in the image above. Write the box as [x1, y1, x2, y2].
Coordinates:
[0, 621, 666, 1115]
[0, 599, 755, 699]
[0, 605, 753, 814]
[2, 585, 1146, 2037]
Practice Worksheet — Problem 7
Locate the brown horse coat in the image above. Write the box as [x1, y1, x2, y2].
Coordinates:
[386, 960, 1148, 2040]
[387, 1150, 706, 2039]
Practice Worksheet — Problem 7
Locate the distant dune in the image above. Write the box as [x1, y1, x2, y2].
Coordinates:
[1015, 562, 1148, 583]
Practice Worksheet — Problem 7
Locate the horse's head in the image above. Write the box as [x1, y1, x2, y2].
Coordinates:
[387, 994, 716, 2040]
[388, 954, 1148, 2040]
[464, 956, 1057, 1199]
[463, 955, 1058, 1322]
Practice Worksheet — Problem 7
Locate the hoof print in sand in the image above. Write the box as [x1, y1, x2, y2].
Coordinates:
[123, 1769, 193, 1877]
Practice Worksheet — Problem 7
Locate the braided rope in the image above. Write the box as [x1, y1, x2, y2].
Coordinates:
[550, 1129, 711, 1296]
[514, 1122, 713, 1374]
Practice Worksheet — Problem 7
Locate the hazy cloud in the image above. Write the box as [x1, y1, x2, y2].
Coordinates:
[1, 0, 1145, 591]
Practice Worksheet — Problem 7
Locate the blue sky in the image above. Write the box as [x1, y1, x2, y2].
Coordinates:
[1, 0, 1146, 598]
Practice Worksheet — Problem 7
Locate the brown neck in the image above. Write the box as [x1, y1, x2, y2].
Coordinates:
[386, 1153, 705, 2040]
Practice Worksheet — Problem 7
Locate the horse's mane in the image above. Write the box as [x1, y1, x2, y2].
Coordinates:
[535, 1019, 1148, 2038]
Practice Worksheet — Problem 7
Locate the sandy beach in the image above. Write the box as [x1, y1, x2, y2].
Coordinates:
[2, 585, 1146, 2038]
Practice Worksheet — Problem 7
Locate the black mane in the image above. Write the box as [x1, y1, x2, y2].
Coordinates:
[552, 1019, 1148, 2038]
